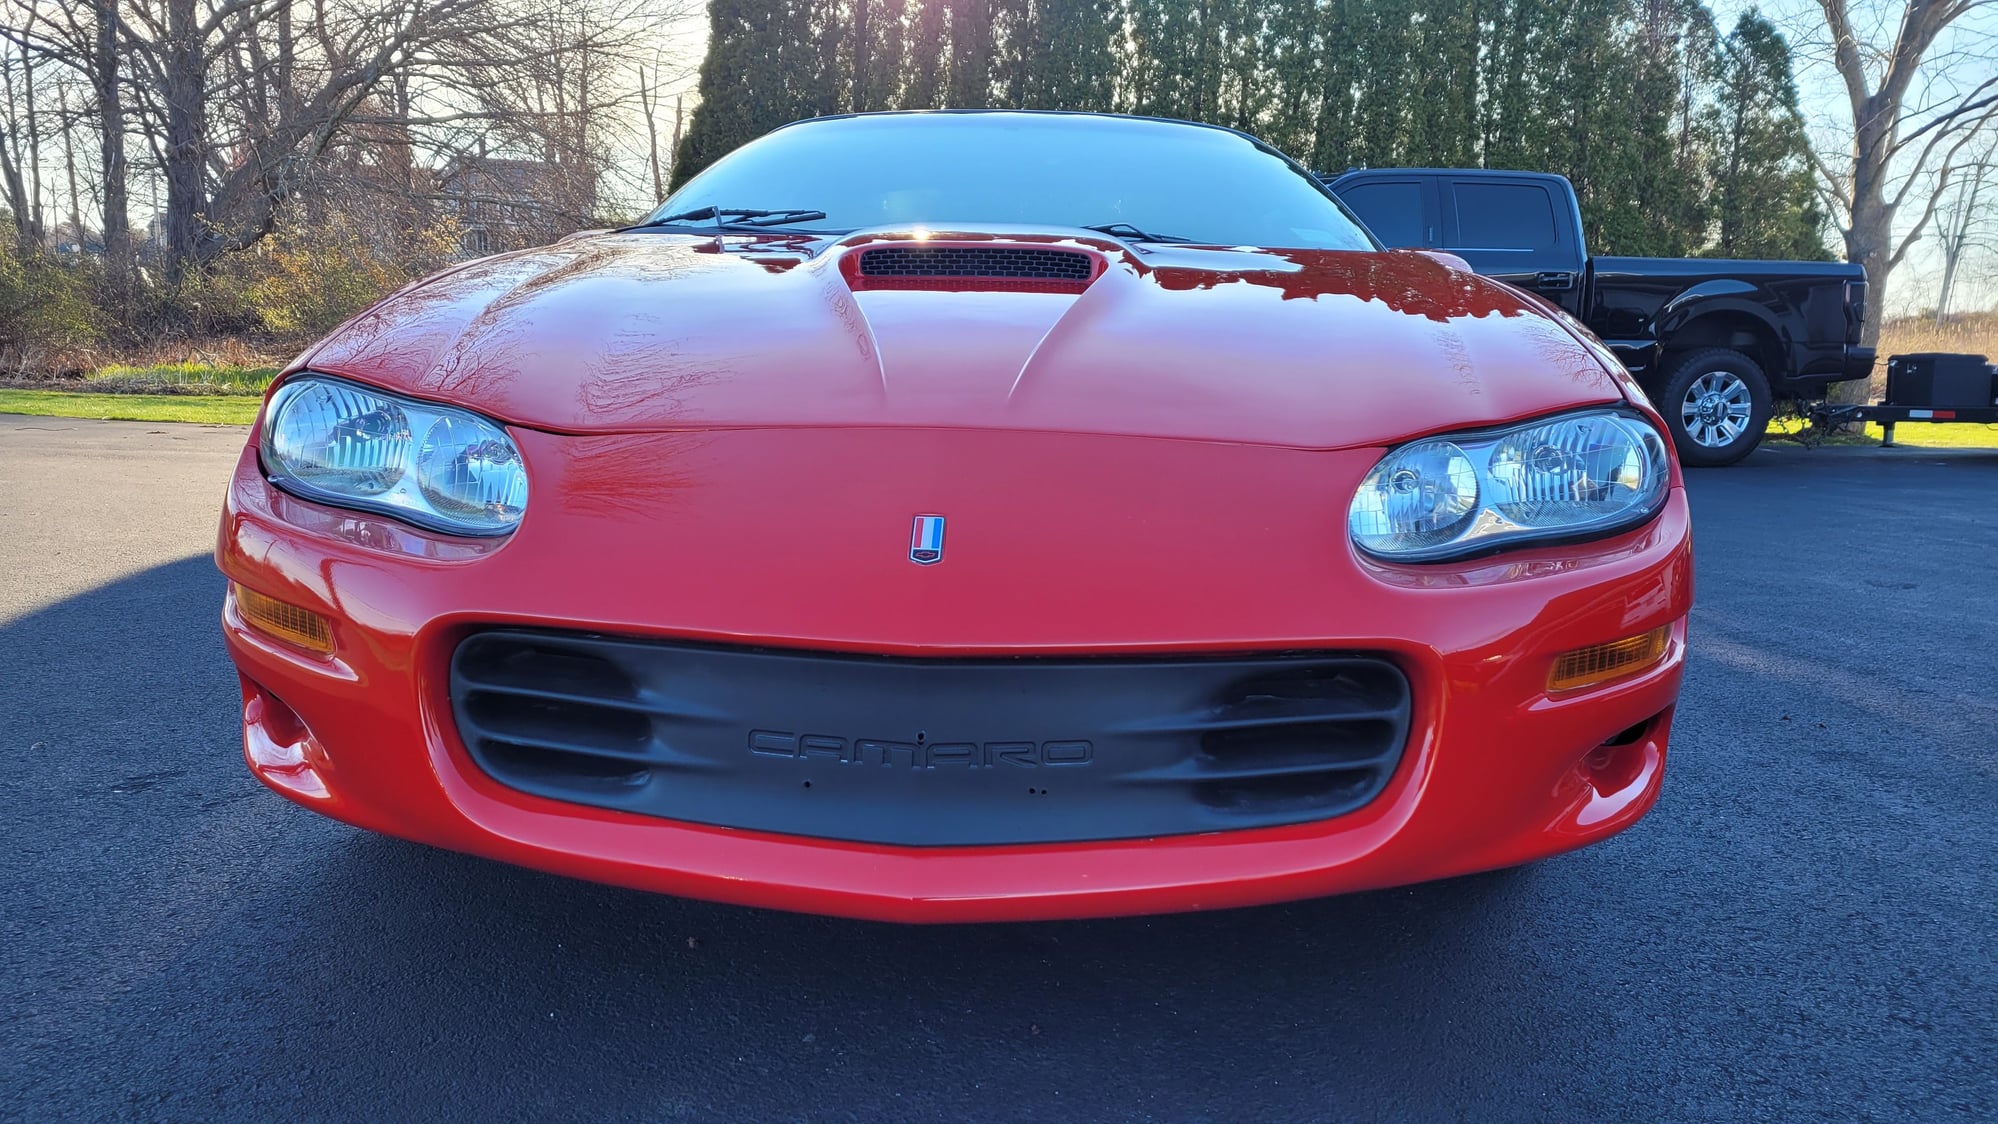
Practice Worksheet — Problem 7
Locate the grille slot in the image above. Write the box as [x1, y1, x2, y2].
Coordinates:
[1114, 662, 1409, 814]
[858, 246, 1094, 282]
[449, 630, 1412, 846]
[454, 637, 657, 786]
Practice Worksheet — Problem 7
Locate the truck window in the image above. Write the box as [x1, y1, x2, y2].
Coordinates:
[1451, 182, 1558, 251]
[1339, 181, 1426, 248]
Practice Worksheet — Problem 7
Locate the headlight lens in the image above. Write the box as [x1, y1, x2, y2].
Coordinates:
[416, 415, 530, 525]
[262, 375, 529, 535]
[1350, 409, 1668, 561]
[266, 380, 409, 495]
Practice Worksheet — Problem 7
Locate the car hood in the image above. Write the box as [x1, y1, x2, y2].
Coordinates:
[301, 229, 1628, 449]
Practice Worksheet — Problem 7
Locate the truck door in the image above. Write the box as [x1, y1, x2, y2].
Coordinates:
[1439, 177, 1587, 318]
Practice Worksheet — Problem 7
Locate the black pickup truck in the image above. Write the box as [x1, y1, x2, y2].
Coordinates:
[1326, 168, 1873, 465]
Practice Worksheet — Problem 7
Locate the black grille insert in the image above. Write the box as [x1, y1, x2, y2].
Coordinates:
[858, 246, 1094, 282]
[450, 630, 1412, 847]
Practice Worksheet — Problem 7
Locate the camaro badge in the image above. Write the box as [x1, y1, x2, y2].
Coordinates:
[910, 514, 946, 565]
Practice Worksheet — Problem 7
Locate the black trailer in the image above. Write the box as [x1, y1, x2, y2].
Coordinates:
[1813, 352, 1998, 446]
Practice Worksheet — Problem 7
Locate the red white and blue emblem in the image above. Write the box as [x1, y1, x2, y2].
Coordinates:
[910, 514, 946, 565]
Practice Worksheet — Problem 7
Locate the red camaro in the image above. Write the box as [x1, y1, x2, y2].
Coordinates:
[217, 111, 1691, 922]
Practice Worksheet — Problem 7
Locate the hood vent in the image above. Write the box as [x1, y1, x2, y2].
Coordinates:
[859, 246, 1093, 281]
[850, 245, 1101, 292]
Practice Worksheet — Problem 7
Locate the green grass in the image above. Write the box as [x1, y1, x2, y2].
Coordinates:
[0, 388, 259, 424]
[1857, 420, 1998, 449]
[87, 361, 280, 394]
[1767, 417, 1998, 449]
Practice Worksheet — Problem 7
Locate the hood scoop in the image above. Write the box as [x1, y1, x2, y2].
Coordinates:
[847, 244, 1104, 293]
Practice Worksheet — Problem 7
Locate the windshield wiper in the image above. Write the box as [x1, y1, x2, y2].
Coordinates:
[629, 206, 830, 232]
[1082, 222, 1198, 244]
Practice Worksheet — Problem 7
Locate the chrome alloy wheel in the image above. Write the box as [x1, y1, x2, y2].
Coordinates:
[1680, 370, 1753, 448]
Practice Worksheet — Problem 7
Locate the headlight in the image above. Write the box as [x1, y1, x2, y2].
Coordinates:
[262, 375, 528, 535]
[1349, 409, 1668, 561]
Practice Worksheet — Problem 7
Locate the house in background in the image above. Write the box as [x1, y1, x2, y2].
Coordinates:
[436, 144, 599, 258]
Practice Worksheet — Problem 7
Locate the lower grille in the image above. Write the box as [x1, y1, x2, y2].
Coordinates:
[451, 630, 1412, 846]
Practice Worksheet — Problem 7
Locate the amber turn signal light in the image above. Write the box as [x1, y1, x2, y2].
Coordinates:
[233, 583, 334, 654]
[1548, 626, 1670, 692]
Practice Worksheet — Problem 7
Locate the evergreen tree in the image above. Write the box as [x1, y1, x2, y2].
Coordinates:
[672, 0, 839, 188]
[1306, 0, 1364, 171]
[1259, 0, 1324, 161]
[849, 0, 909, 112]
[903, 0, 951, 108]
[947, 0, 996, 106]
[1479, 0, 1553, 171]
[671, 0, 777, 189]
[1401, 0, 1480, 166]
[669, 0, 1833, 262]
[1705, 10, 1830, 259]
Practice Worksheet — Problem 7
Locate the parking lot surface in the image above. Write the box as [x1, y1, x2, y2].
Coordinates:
[3, 416, 1994, 1121]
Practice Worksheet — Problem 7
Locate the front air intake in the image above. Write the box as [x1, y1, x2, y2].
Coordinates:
[450, 629, 1412, 847]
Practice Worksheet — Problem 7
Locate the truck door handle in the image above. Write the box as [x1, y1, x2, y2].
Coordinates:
[1535, 271, 1576, 291]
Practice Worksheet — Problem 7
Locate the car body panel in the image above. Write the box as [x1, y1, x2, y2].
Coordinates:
[302, 231, 1624, 448]
[219, 429, 1692, 921]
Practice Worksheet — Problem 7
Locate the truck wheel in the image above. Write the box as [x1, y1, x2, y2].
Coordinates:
[1657, 348, 1772, 467]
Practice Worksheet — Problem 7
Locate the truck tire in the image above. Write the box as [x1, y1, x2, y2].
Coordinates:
[1656, 348, 1772, 467]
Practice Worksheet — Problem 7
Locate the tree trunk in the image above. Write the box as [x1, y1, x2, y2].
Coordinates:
[947, 0, 991, 108]
[162, 0, 207, 282]
[1829, 89, 1898, 405]
[639, 68, 665, 204]
[1933, 164, 1985, 325]
[94, 0, 131, 285]
[61, 114, 82, 248]
[21, 17, 43, 248]
[0, 137, 29, 251]
[1833, 219, 1889, 405]
[1934, 246, 1960, 325]
[853, 0, 871, 112]
[669, 96, 684, 187]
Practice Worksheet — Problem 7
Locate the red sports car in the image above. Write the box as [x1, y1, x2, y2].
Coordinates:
[217, 111, 1691, 922]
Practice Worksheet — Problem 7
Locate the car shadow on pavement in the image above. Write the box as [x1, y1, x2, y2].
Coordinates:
[3, 554, 1622, 1122]
[283, 831, 1579, 1118]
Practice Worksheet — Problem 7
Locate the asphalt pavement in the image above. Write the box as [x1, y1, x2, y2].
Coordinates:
[2, 416, 1994, 1122]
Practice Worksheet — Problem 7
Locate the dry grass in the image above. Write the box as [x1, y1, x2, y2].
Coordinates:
[1870, 313, 1998, 399]
[9, 336, 297, 383]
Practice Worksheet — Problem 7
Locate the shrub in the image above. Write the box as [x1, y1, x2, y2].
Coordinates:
[237, 215, 464, 337]
[0, 244, 104, 373]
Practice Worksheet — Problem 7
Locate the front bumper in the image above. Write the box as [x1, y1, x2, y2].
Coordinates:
[218, 426, 1693, 922]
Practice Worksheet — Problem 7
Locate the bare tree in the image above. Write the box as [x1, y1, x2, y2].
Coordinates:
[3, 0, 694, 284]
[0, 39, 35, 248]
[1933, 136, 1997, 322]
[0, 0, 48, 249]
[639, 61, 666, 205]
[92, 0, 130, 279]
[1801, 0, 1998, 349]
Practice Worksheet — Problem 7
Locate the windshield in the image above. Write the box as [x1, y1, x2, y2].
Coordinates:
[648, 113, 1376, 251]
